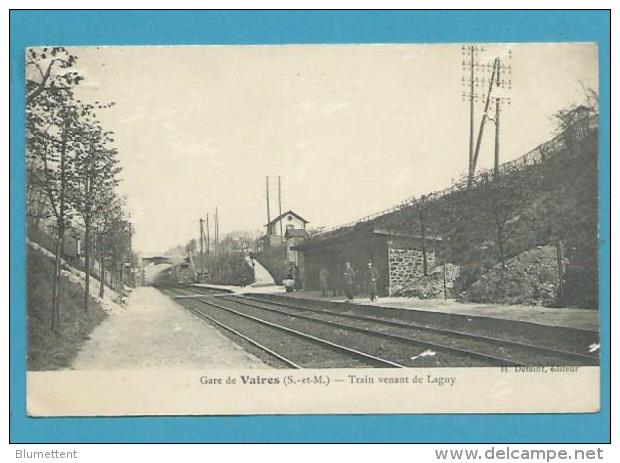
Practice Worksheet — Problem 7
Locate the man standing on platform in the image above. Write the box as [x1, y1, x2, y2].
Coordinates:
[329, 263, 340, 297]
[343, 261, 355, 302]
[318, 267, 329, 297]
[366, 261, 379, 302]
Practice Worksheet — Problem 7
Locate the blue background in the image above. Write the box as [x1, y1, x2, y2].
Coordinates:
[9, 10, 611, 443]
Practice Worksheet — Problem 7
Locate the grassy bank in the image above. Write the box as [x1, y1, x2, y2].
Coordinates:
[27, 245, 108, 371]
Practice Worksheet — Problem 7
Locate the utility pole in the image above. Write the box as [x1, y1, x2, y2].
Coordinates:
[199, 218, 204, 256]
[471, 57, 499, 176]
[461, 46, 512, 183]
[212, 209, 217, 260]
[128, 212, 134, 287]
[206, 213, 210, 256]
[278, 176, 283, 243]
[199, 218, 205, 278]
[494, 58, 502, 177]
[215, 207, 219, 247]
[265, 176, 271, 234]
[468, 46, 475, 185]
[462, 45, 482, 186]
[265, 176, 271, 253]
[212, 209, 217, 280]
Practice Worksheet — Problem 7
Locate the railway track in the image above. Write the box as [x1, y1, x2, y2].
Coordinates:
[166, 287, 530, 368]
[222, 294, 599, 366]
[162, 287, 403, 369]
[236, 292, 599, 354]
[163, 286, 598, 368]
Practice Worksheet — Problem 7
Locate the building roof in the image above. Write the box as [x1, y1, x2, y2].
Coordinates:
[265, 210, 309, 227]
[285, 228, 309, 239]
[373, 228, 442, 241]
[292, 226, 441, 251]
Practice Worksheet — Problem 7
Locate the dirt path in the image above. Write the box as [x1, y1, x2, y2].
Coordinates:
[72, 287, 268, 369]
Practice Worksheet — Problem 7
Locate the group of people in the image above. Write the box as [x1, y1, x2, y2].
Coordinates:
[318, 261, 379, 302]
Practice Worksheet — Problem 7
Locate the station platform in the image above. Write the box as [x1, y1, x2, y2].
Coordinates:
[192, 283, 286, 295]
[254, 290, 600, 332]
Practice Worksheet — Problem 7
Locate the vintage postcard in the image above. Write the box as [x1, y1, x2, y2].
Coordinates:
[25, 43, 600, 416]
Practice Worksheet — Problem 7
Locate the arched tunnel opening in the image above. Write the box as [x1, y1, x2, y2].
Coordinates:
[142, 256, 196, 287]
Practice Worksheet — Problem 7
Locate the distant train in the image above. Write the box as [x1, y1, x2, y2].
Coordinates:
[174, 261, 196, 286]
[148, 257, 197, 287]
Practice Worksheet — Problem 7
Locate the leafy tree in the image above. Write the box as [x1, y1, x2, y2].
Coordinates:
[94, 195, 123, 298]
[26, 47, 88, 332]
[26, 90, 82, 331]
[69, 111, 121, 310]
[103, 212, 133, 296]
[551, 94, 599, 307]
[26, 46, 131, 328]
[26, 47, 82, 105]
[185, 238, 198, 256]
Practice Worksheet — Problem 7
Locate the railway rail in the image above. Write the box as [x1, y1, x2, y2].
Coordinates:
[160, 285, 597, 368]
[162, 287, 403, 369]
[161, 286, 598, 368]
[236, 292, 598, 356]
[223, 294, 599, 366]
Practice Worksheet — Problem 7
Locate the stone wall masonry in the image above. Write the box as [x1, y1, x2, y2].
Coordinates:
[388, 246, 435, 291]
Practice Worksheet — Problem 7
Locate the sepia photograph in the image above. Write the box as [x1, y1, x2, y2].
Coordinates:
[24, 42, 601, 415]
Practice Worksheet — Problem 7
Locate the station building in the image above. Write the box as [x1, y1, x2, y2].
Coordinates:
[260, 210, 309, 249]
[293, 223, 441, 296]
[259, 210, 311, 269]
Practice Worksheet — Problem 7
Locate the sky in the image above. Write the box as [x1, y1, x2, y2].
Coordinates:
[69, 43, 598, 253]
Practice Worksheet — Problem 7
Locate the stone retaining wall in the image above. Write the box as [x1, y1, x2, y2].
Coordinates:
[388, 247, 435, 292]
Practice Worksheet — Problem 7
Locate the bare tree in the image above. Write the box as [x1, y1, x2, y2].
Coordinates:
[479, 169, 535, 270]
[415, 195, 431, 275]
[399, 195, 431, 276]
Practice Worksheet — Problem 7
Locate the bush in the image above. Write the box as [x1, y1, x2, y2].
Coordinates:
[461, 246, 564, 307]
[206, 252, 254, 286]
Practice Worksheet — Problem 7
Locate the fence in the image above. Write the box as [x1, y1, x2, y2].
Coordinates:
[312, 115, 597, 242]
